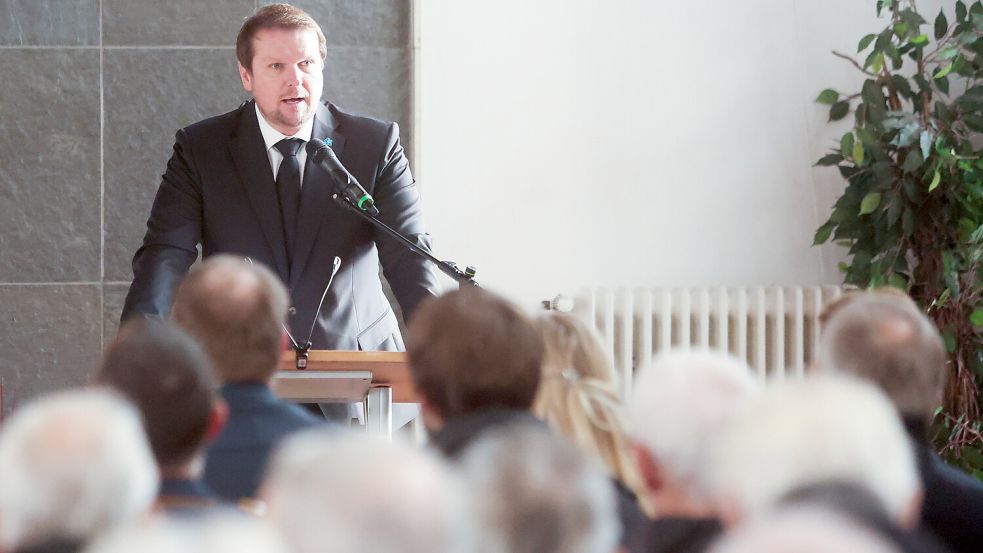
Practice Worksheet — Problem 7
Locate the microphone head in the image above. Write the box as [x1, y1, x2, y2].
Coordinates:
[306, 138, 329, 160]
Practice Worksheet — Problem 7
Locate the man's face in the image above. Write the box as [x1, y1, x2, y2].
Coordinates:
[238, 27, 323, 136]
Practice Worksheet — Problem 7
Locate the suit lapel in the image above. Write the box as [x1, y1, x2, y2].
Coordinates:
[291, 102, 347, 288]
[229, 102, 290, 282]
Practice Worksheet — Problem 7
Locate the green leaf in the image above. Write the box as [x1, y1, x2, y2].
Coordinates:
[903, 209, 915, 236]
[920, 131, 933, 160]
[965, 114, 983, 132]
[943, 330, 957, 353]
[829, 101, 850, 122]
[911, 34, 930, 45]
[902, 150, 924, 173]
[853, 140, 865, 165]
[943, 250, 961, 298]
[936, 10, 949, 40]
[871, 52, 885, 74]
[971, 224, 983, 243]
[939, 47, 959, 62]
[813, 222, 835, 246]
[929, 169, 942, 192]
[937, 75, 950, 95]
[971, 309, 983, 327]
[962, 445, 983, 467]
[888, 273, 908, 290]
[935, 62, 954, 79]
[957, 1, 968, 22]
[840, 132, 855, 157]
[815, 153, 843, 166]
[894, 22, 910, 37]
[858, 33, 877, 52]
[859, 192, 882, 215]
[816, 89, 839, 105]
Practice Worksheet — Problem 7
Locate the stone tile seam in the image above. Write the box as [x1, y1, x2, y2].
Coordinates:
[0, 282, 110, 286]
[0, 45, 405, 51]
[100, 0, 105, 347]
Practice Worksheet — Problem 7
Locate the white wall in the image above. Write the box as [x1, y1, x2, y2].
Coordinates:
[414, 0, 944, 308]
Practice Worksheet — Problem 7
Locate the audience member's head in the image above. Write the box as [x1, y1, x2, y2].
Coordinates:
[95, 320, 225, 476]
[708, 506, 901, 553]
[0, 390, 158, 552]
[817, 291, 946, 426]
[83, 514, 291, 553]
[461, 424, 620, 553]
[262, 430, 468, 553]
[407, 288, 544, 429]
[170, 255, 289, 384]
[627, 350, 759, 518]
[709, 375, 921, 527]
[533, 312, 643, 500]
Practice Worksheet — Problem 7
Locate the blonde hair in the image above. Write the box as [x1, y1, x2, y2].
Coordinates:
[533, 312, 646, 507]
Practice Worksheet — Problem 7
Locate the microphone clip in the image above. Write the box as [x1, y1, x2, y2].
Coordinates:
[294, 341, 313, 370]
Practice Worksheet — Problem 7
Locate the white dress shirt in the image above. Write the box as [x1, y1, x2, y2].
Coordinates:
[255, 103, 316, 185]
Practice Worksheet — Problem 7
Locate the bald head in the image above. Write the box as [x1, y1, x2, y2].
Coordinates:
[171, 255, 289, 382]
[817, 292, 946, 421]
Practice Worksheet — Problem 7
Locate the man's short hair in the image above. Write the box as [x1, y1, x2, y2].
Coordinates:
[263, 430, 468, 553]
[236, 3, 327, 71]
[708, 375, 920, 524]
[407, 288, 544, 419]
[170, 255, 289, 383]
[461, 424, 621, 553]
[96, 319, 216, 468]
[817, 292, 946, 421]
[0, 390, 158, 551]
[627, 350, 758, 499]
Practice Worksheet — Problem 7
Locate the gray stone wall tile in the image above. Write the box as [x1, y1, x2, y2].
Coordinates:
[103, 0, 255, 46]
[324, 46, 410, 133]
[271, 0, 409, 48]
[102, 283, 130, 345]
[0, 0, 99, 46]
[0, 50, 101, 282]
[0, 285, 102, 416]
[103, 49, 249, 281]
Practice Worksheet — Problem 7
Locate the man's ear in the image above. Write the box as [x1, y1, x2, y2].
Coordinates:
[633, 443, 664, 494]
[206, 398, 229, 441]
[900, 489, 923, 531]
[238, 62, 253, 92]
[419, 399, 443, 433]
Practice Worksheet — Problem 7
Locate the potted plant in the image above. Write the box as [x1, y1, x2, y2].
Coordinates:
[814, 0, 983, 475]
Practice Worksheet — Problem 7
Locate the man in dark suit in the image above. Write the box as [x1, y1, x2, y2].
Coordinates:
[818, 291, 983, 553]
[121, 3, 438, 354]
[170, 255, 323, 502]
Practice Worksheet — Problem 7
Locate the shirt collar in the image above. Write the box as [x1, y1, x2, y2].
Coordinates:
[254, 102, 316, 152]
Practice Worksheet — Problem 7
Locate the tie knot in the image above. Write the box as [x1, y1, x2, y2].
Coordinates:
[274, 138, 304, 157]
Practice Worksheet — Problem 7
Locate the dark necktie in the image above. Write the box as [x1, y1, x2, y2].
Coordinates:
[274, 138, 304, 264]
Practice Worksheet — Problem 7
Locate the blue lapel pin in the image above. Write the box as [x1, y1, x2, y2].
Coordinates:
[324, 137, 333, 147]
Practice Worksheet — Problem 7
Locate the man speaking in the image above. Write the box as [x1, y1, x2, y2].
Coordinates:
[121, 4, 438, 357]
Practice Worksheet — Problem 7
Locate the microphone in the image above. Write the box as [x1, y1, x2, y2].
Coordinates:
[306, 138, 380, 216]
[245, 256, 343, 369]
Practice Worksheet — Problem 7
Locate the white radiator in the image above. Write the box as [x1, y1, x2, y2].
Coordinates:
[558, 286, 845, 398]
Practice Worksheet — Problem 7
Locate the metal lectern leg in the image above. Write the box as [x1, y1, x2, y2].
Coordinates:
[366, 386, 393, 438]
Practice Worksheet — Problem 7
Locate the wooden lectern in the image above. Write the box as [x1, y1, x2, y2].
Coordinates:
[273, 350, 418, 437]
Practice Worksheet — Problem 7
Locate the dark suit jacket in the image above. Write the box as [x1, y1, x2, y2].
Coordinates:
[122, 100, 439, 349]
[203, 382, 322, 501]
[906, 420, 983, 553]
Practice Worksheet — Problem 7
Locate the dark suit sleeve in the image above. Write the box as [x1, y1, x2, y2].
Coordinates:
[370, 122, 439, 322]
[120, 129, 203, 322]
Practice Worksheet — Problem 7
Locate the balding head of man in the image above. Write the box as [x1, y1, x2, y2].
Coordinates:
[170, 255, 289, 383]
[817, 291, 946, 426]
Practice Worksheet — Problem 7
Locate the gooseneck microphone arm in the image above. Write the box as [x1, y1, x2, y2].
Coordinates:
[306, 138, 478, 287]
